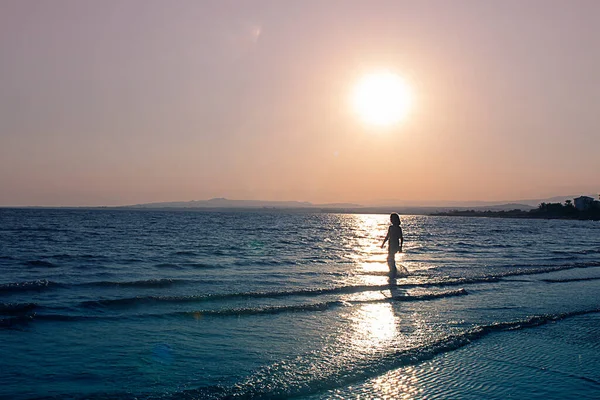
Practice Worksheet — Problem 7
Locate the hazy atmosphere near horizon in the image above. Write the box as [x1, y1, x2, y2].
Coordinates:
[1, 0, 599, 206]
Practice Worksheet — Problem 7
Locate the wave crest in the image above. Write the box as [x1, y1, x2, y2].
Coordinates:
[84, 278, 183, 288]
[0, 280, 60, 294]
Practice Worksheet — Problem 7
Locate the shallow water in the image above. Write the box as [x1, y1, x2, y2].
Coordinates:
[314, 312, 600, 399]
[0, 209, 598, 399]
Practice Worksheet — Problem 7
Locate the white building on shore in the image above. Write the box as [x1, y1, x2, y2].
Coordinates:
[574, 196, 597, 211]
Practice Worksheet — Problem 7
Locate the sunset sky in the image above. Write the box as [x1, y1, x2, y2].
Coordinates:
[1, 1, 599, 206]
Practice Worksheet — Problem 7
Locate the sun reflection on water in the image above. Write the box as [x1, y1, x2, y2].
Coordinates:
[349, 303, 399, 351]
[336, 214, 429, 398]
[370, 366, 423, 399]
[342, 299, 429, 399]
[346, 214, 390, 276]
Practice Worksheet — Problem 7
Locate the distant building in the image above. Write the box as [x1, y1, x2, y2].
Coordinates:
[574, 196, 595, 211]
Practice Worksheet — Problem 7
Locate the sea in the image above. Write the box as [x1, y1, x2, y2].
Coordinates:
[0, 209, 599, 399]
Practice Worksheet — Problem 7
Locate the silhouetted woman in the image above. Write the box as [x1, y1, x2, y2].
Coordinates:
[381, 213, 404, 276]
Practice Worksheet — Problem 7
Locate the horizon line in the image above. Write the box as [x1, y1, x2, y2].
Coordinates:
[1, 193, 598, 209]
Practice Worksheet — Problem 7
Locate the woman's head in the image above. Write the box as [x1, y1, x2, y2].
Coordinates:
[390, 213, 400, 226]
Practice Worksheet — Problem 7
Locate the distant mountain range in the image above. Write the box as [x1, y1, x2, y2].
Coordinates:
[118, 194, 600, 213]
[7, 194, 595, 212]
[124, 198, 362, 210]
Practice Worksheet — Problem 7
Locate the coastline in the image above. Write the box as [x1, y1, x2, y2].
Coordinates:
[431, 209, 600, 221]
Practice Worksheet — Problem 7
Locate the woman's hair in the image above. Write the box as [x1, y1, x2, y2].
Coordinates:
[390, 213, 401, 226]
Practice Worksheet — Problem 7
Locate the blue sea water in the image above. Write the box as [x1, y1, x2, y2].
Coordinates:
[0, 209, 599, 399]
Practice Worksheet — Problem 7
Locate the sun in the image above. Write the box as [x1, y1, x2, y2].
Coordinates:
[352, 71, 412, 127]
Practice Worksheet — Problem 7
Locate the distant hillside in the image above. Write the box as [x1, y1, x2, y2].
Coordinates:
[121, 199, 536, 215]
[125, 198, 362, 209]
[121, 196, 596, 213]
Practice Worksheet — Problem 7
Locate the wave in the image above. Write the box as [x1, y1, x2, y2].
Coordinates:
[0, 302, 38, 315]
[173, 251, 199, 256]
[165, 290, 468, 319]
[79, 284, 407, 309]
[1, 277, 205, 296]
[419, 276, 502, 286]
[82, 278, 185, 289]
[402, 261, 600, 284]
[154, 262, 217, 270]
[541, 276, 600, 283]
[23, 260, 58, 268]
[552, 249, 600, 255]
[174, 302, 337, 318]
[154, 263, 183, 269]
[33, 314, 98, 322]
[183, 262, 217, 269]
[50, 253, 107, 261]
[78, 262, 600, 309]
[207, 308, 600, 400]
[11, 305, 337, 323]
[120, 258, 144, 264]
[444, 261, 600, 284]
[0, 313, 114, 329]
[580, 248, 600, 255]
[0, 314, 35, 328]
[4, 260, 597, 304]
[0, 227, 72, 233]
[378, 288, 468, 302]
[356, 270, 399, 276]
[7, 289, 468, 326]
[0, 280, 61, 294]
[233, 259, 296, 267]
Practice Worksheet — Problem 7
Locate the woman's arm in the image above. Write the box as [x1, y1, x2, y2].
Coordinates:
[381, 227, 390, 248]
[399, 227, 404, 252]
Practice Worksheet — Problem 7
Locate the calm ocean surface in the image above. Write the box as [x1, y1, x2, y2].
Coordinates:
[1, 209, 599, 399]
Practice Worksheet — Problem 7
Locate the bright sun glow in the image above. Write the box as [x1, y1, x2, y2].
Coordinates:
[352, 71, 412, 127]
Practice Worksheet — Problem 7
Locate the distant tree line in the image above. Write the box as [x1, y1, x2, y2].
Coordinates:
[433, 199, 600, 221]
[530, 199, 600, 220]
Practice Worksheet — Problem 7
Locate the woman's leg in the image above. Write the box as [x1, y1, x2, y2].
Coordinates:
[387, 251, 397, 276]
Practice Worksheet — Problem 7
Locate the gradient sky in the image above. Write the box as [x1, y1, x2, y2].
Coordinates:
[1, 0, 599, 206]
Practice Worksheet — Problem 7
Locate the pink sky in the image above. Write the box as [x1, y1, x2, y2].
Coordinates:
[1, 1, 599, 206]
